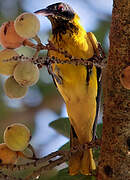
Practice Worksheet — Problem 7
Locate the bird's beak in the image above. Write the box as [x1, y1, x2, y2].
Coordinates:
[34, 8, 53, 16]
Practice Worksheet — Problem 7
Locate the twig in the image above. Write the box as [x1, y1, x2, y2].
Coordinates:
[3, 54, 106, 69]
[24, 156, 68, 180]
[27, 144, 38, 160]
[3, 55, 26, 62]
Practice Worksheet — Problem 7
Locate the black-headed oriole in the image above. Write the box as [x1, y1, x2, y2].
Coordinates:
[35, 2, 102, 175]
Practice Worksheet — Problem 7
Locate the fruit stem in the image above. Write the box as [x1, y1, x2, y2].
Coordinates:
[32, 35, 41, 44]
[23, 39, 37, 48]
[27, 144, 38, 160]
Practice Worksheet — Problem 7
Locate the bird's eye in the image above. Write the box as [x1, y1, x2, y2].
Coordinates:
[57, 5, 64, 12]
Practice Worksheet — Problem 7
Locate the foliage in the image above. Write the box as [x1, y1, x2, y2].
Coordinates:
[49, 118, 70, 138]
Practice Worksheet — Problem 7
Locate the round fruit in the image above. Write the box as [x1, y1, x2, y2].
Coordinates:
[4, 123, 31, 151]
[120, 66, 130, 90]
[0, 21, 25, 49]
[14, 61, 39, 86]
[0, 49, 19, 75]
[14, 13, 40, 39]
[0, 143, 18, 164]
[4, 76, 28, 99]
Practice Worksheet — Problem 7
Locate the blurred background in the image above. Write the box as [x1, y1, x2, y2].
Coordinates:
[0, 0, 112, 179]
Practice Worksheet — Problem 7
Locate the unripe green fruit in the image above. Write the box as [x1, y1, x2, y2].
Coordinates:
[4, 76, 28, 99]
[14, 61, 39, 86]
[14, 13, 40, 39]
[4, 123, 31, 151]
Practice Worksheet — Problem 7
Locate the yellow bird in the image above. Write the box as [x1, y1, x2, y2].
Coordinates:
[35, 2, 102, 175]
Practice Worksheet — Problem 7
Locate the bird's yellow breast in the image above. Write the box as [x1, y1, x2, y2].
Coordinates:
[49, 22, 94, 59]
[48, 19, 98, 143]
[49, 24, 97, 101]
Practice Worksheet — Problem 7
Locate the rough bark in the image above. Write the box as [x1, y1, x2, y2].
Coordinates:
[97, 0, 130, 180]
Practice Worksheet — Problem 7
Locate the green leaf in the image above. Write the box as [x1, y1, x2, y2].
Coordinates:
[49, 118, 70, 137]
[49, 168, 95, 180]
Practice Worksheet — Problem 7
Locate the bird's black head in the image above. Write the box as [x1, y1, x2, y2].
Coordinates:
[35, 2, 75, 21]
[35, 2, 80, 36]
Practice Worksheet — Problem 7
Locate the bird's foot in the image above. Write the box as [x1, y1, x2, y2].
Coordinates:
[70, 143, 83, 154]
[86, 138, 101, 149]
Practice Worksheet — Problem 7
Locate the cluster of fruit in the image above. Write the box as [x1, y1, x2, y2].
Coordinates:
[0, 13, 40, 98]
[0, 123, 31, 165]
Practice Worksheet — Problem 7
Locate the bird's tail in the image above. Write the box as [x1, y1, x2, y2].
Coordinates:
[69, 127, 96, 175]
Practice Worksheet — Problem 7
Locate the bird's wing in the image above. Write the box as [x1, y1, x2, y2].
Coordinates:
[87, 32, 99, 56]
[87, 32, 102, 139]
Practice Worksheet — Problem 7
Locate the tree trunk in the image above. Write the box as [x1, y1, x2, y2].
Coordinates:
[97, 0, 130, 180]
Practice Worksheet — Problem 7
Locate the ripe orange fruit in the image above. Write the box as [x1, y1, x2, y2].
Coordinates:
[0, 21, 25, 49]
[0, 143, 18, 164]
